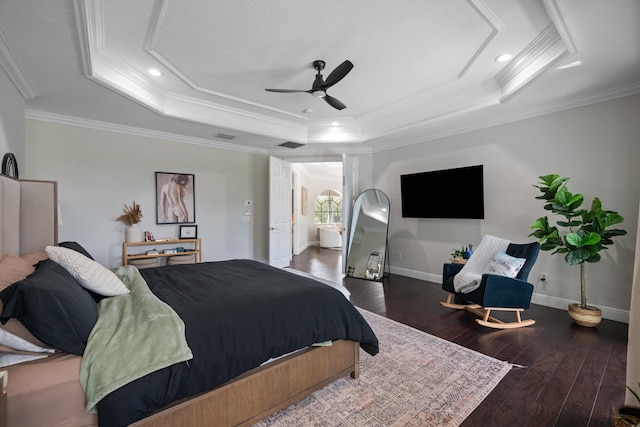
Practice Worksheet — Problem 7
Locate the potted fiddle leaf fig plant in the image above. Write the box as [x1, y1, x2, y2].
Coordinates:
[529, 174, 627, 327]
[615, 382, 640, 426]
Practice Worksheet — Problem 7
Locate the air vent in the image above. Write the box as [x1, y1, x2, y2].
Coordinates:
[215, 133, 236, 140]
[279, 141, 304, 149]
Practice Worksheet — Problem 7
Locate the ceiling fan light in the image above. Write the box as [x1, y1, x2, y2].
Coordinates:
[312, 90, 326, 98]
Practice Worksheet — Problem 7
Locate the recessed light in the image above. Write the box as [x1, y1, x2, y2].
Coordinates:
[495, 53, 512, 63]
[148, 68, 163, 77]
[331, 121, 340, 126]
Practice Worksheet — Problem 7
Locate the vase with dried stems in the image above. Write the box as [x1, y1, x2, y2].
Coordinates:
[116, 201, 143, 242]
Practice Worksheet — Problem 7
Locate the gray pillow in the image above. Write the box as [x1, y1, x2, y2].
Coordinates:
[0, 260, 98, 355]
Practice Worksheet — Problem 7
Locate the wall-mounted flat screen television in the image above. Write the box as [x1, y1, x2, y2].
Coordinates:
[400, 165, 484, 219]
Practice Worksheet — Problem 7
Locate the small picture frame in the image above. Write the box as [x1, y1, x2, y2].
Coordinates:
[144, 231, 155, 242]
[179, 225, 198, 239]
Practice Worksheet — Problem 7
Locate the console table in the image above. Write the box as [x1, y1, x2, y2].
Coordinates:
[123, 238, 202, 266]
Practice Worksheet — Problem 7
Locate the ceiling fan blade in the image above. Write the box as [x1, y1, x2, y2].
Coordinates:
[319, 60, 353, 89]
[265, 88, 308, 93]
[324, 94, 346, 110]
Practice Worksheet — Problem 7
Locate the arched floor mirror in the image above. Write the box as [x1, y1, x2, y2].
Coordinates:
[345, 189, 390, 281]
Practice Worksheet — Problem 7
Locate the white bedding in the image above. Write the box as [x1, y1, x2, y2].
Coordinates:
[284, 268, 351, 300]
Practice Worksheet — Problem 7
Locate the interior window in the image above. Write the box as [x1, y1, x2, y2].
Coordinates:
[315, 189, 343, 224]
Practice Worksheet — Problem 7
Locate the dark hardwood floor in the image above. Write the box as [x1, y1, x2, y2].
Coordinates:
[290, 246, 628, 427]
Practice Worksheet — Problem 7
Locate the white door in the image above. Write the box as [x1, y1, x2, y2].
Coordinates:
[342, 154, 359, 273]
[269, 156, 291, 267]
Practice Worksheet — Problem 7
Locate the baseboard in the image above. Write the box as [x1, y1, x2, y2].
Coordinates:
[530, 293, 629, 324]
[294, 241, 315, 255]
[388, 266, 630, 324]
[389, 266, 441, 284]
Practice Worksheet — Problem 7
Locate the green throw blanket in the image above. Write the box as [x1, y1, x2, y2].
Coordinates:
[80, 265, 193, 413]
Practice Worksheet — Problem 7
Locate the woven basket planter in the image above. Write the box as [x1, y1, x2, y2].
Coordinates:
[568, 303, 602, 327]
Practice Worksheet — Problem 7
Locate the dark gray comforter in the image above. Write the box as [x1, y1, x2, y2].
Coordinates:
[97, 259, 378, 426]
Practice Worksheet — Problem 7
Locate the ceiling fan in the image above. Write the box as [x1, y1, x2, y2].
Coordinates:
[265, 60, 353, 110]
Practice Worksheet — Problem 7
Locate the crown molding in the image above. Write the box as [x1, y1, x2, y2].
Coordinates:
[74, 0, 96, 76]
[24, 109, 268, 154]
[543, 0, 577, 54]
[495, 24, 570, 103]
[493, 0, 577, 104]
[359, 79, 501, 142]
[24, 108, 374, 157]
[0, 27, 40, 99]
[163, 92, 309, 143]
[458, 0, 504, 78]
[373, 82, 640, 154]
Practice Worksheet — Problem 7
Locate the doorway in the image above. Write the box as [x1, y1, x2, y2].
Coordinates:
[290, 161, 343, 257]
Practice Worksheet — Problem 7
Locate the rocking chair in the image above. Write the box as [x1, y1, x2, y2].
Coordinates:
[441, 241, 540, 329]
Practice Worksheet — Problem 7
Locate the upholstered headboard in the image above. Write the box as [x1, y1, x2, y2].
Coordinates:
[0, 174, 57, 256]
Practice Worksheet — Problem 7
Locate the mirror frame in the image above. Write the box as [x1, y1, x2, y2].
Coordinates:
[345, 189, 390, 281]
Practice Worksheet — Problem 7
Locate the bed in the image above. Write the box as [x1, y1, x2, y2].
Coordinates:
[0, 175, 379, 427]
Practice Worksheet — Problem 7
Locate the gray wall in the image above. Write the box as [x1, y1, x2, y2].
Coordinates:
[0, 66, 25, 169]
[25, 119, 270, 267]
[373, 94, 640, 322]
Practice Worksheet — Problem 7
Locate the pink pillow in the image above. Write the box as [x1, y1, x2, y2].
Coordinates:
[0, 253, 52, 350]
[0, 254, 36, 289]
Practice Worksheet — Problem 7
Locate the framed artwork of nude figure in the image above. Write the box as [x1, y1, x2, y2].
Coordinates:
[156, 172, 196, 224]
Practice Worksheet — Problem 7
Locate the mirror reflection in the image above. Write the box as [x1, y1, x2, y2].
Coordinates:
[345, 189, 390, 281]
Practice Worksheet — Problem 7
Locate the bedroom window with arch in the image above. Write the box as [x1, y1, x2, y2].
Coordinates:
[314, 189, 343, 224]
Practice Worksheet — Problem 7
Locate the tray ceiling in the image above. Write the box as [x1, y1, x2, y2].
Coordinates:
[1, 0, 639, 154]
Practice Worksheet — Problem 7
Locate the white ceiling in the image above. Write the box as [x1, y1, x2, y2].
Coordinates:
[1, 0, 639, 155]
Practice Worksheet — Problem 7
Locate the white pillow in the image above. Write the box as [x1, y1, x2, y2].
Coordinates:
[483, 251, 526, 278]
[0, 328, 55, 354]
[45, 246, 129, 296]
[0, 327, 54, 367]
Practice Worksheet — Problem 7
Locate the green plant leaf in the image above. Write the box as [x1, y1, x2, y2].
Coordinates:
[566, 248, 590, 265]
[605, 213, 625, 227]
[582, 232, 601, 246]
[530, 217, 546, 230]
[565, 231, 600, 248]
[605, 229, 627, 237]
[586, 253, 602, 263]
[564, 232, 581, 247]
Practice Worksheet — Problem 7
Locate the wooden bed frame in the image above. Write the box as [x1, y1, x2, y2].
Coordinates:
[132, 340, 359, 427]
[1, 175, 360, 427]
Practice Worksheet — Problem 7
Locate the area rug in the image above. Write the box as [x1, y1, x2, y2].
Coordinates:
[255, 309, 512, 427]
